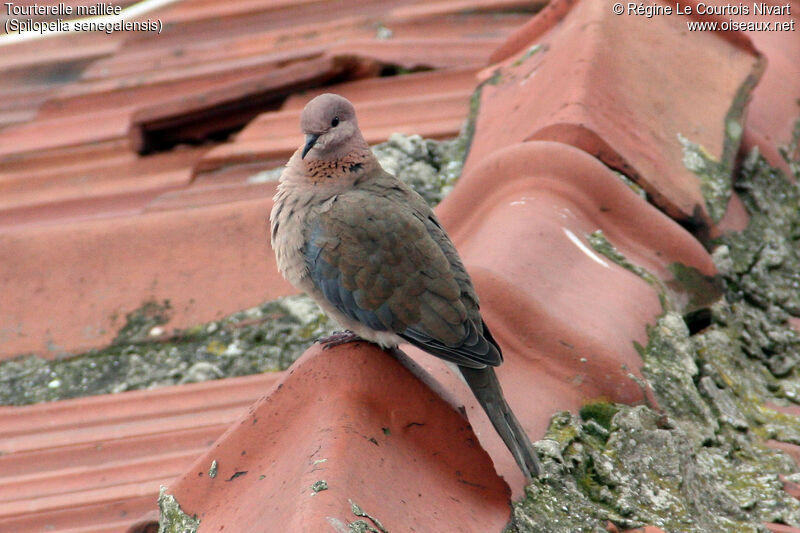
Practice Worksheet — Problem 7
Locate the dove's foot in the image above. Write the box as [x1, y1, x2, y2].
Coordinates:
[319, 330, 362, 349]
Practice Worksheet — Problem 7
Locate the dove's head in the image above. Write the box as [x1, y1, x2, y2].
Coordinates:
[300, 93, 363, 160]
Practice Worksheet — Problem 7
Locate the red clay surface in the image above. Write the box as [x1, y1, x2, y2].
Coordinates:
[1, 0, 800, 531]
[0, 0, 535, 359]
[403, 140, 715, 494]
[468, 0, 764, 229]
[165, 343, 512, 532]
[723, 1, 800, 176]
[0, 373, 278, 532]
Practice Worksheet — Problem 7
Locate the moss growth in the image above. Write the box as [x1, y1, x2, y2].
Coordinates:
[157, 486, 199, 533]
[678, 63, 761, 225]
[587, 230, 675, 313]
[641, 313, 718, 445]
[459, 68, 503, 164]
[615, 171, 648, 199]
[512, 44, 542, 67]
[778, 118, 800, 178]
[510, 315, 800, 531]
[720, 149, 800, 316]
[509, 146, 800, 532]
[509, 429, 616, 532]
[0, 295, 337, 405]
[588, 230, 722, 322]
[678, 134, 732, 224]
[0, 130, 471, 406]
[371, 133, 465, 207]
[666, 262, 723, 314]
[348, 500, 388, 533]
[578, 402, 620, 432]
[112, 299, 173, 344]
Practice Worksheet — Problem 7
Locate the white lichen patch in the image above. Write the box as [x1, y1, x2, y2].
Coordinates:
[157, 486, 200, 533]
[510, 146, 800, 532]
[0, 294, 337, 405]
[678, 133, 732, 223]
[372, 133, 465, 207]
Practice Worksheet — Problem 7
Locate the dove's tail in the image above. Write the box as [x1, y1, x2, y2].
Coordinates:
[458, 365, 540, 481]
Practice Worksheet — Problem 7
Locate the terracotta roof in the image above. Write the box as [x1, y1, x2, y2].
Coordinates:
[0, 0, 535, 358]
[469, 0, 764, 231]
[741, 6, 800, 178]
[0, 373, 277, 531]
[163, 345, 512, 532]
[1, 0, 799, 531]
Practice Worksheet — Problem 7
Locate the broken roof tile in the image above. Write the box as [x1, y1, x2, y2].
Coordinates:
[128, 54, 359, 154]
[1, 0, 796, 530]
[279, 66, 479, 110]
[197, 87, 472, 176]
[327, 37, 504, 70]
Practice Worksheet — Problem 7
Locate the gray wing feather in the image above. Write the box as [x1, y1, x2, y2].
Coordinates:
[305, 222, 390, 332]
[304, 194, 501, 368]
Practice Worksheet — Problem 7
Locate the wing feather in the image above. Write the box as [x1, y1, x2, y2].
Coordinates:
[304, 190, 501, 367]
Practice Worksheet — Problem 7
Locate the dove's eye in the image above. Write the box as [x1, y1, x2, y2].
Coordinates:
[331, 116, 340, 128]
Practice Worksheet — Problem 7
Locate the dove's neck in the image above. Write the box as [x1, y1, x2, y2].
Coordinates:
[283, 145, 378, 190]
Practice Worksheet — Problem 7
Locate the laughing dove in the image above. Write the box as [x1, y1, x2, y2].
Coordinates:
[270, 93, 540, 480]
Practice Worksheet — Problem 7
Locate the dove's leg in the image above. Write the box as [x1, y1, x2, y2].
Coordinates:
[319, 330, 361, 349]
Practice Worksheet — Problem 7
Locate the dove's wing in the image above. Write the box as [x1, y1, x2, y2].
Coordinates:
[304, 189, 501, 369]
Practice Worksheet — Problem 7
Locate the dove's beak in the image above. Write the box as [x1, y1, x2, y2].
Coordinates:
[302, 134, 319, 159]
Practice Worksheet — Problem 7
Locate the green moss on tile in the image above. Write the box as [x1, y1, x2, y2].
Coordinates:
[0, 131, 471, 406]
[578, 402, 620, 432]
[512, 44, 542, 67]
[719, 148, 800, 316]
[348, 499, 388, 533]
[509, 147, 800, 532]
[459, 68, 503, 164]
[157, 486, 200, 533]
[641, 313, 717, 445]
[0, 294, 338, 405]
[587, 230, 672, 312]
[677, 66, 756, 226]
[588, 229, 722, 318]
[778, 118, 800, 178]
[112, 299, 173, 345]
[347, 521, 380, 533]
[460, 84, 483, 162]
[681, 58, 764, 225]
[665, 262, 722, 314]
[371, 133, 465, 207]
[678, 134, 732, 224]
[511, 382, 800, 531]
[614, 171, 648, 199]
